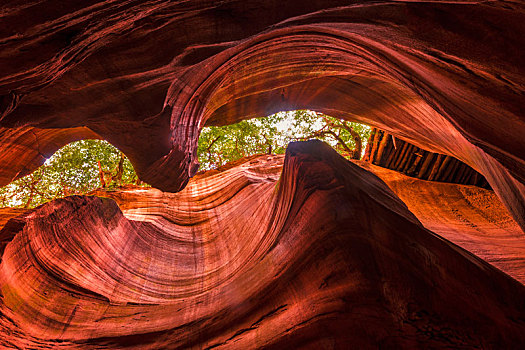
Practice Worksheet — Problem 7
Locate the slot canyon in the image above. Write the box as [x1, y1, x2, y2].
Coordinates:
[0, 1, 524, 349]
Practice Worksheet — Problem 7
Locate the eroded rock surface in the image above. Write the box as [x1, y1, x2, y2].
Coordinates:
[1, 1, 525, 347]
[0, 142, 524, 349]
[0, 0, 524, 228]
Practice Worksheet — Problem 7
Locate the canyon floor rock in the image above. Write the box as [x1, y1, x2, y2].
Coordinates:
[0, 142, 524, 349]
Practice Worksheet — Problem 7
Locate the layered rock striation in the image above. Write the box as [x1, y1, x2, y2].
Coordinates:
[0, 142, 524, 349]
[0, 0, 524, 228]
[1, 1, 525, 347]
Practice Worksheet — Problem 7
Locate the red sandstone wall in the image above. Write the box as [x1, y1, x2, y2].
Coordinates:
[0, 1, 524, 228]
[0, 143, 524, 348]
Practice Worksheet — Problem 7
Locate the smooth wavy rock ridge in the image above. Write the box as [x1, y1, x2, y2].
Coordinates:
[0, 141, 524, 349]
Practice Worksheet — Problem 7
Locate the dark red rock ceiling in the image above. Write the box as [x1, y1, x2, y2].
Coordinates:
[0, 1, 524, 348]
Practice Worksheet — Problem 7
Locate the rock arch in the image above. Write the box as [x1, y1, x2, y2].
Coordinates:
[1, 1, 523, 228]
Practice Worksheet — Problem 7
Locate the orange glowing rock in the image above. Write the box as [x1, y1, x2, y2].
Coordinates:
[0, 142, 523, 348]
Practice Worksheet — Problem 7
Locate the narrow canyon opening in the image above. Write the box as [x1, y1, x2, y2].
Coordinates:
[0, 139, 142, 209]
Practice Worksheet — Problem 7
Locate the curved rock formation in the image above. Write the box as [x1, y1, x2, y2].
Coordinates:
[0, 1, 524, 228]
[357, 160, 525, 284]
[1, 2, 525, 348]
[0, 142, 524, 349]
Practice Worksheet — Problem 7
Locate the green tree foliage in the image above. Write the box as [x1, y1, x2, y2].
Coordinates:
[0, 111, 370, 208]
[198, 110, 371, 169]
[197, 113, 288, 170]
[286, 110, 371, 159]
[0, 140, 138, 208]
